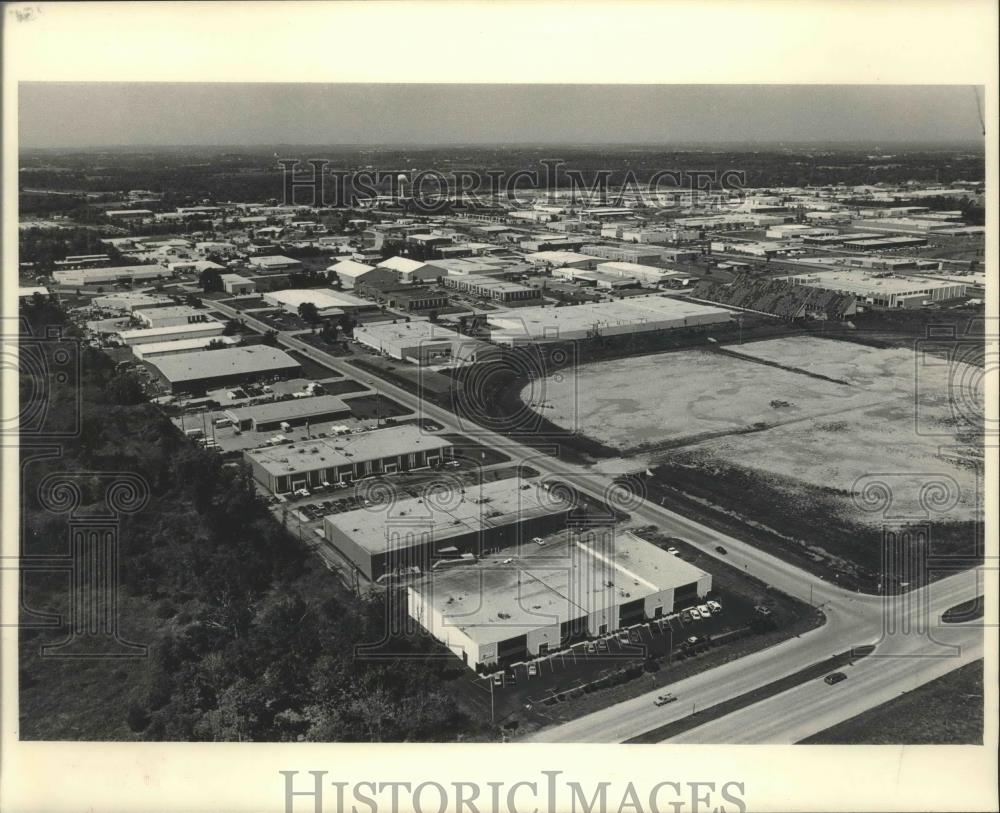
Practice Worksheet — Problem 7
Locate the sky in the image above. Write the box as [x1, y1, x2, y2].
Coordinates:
[18, 83, 986, 149]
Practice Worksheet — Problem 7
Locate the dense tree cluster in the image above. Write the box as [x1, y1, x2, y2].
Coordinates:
[19, 298, 488, 742]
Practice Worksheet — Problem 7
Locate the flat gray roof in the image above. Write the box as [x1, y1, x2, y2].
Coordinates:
[151, 345, 300, 383]
[224, 394, 350, 425]
[412, 530, 709, 645]
[326, 478, 571, 556]
[247, 423, 451, 478]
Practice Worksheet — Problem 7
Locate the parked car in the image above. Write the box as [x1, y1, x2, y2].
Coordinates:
[688, 608, 703, 620]
[707, 600, 723, 614]
[527, 663, 538, 677]
[697, 604, 711, 617]
[824, 672, 848, 686]
[492, 673, 503, 687]
[653, 693, 677, 706]
[686, 635, 699, 646]
[680, 610, 693, 623]
[293, 488, 310, 498]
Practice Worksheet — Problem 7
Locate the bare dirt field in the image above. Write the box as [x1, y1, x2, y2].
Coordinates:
[525, 336, 982, 529]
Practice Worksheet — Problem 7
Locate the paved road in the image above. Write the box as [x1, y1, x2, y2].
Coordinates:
[211, 298, 985, 743]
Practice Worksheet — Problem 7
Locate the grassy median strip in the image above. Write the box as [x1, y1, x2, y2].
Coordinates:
[624, 645, 874, 744]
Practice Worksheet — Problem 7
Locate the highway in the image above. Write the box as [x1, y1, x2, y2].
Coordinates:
[209, 296, 986, 743]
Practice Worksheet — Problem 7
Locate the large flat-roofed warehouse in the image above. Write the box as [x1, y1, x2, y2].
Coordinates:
[150, 345, 301, 393]
[353, 320, 497, 365]
[486, 296, 732, 344]
[135, 305, 213, 329]
[52, 264, 169, 287]
[841, 235, 928, 251]
[246, 424, 452, 496]
[781, 271, 967, 308]
[596, 261, 672, 286]
[524, 251, 597, 269]
[263, 288, 374, 316]
[93, 292, 174, 312]
[579, 244, 663, 265]
[442, 275, 539, 302]
[131, 335, 241, 360]
[118, 321, 226, 346]
[326, 478, 574, 582]
[408, 530, 712, 669]
[223, 394, 352, 432]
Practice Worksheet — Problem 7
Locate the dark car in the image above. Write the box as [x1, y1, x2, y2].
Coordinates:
[714, 545, 727, 555]
[824, 672, 848, 685]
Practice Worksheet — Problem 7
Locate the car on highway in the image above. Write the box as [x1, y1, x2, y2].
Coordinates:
[653, 693, 677, 706]
[824, 672, 848, 686]
[532, 537, 545, 545]
[714, 545, 727, 555]
[666, 547, 680, 555]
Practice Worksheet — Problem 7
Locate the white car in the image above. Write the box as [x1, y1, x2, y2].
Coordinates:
[532, 537, 545, 546]
[697, 604, 711, 617]
[502, 558, 513, 565]
[293, 488, 310, 498]
[707, 600, 722, 614]
[688, 608, 703, 620]
[666, 547, 679, 555]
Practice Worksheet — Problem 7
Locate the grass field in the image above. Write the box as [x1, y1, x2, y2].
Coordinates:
[801, 659, 983, 744]
[527, 336, 982, 530]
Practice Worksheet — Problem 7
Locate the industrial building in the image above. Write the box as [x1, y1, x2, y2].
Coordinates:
[221, 273, 256, 295]
[841, 236, 928, 251]
[247, 255, 302, 272]
[52, 264, 169, 287]
[354, 320, 497, 365]
[552, 267, 639, 289]
[118, 321, 226, 347]
[135, 305, 214, 329]
[442, 274, 539, 303]
[376, 256, 441, 283]
[326, 478, 574, 582]
[595, 261, 671, 286]
[246, 424, 453, 496]
[92, 292, 173, 312]
[486, 296, 732, 344]
[327, 259, 377, 288]
[263, 288, 375, 316]
[131, 335, 241, 360]
[524, 251, 597, 269]
[579, 244, 663, 265]
[223, 394, 352, 432]
[150, 345, 301, 393]
[407, 530, 712, 669]
[782, 271, 967, 309]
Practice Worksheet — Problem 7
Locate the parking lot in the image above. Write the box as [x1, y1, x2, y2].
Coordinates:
[467, 598, 754, 726]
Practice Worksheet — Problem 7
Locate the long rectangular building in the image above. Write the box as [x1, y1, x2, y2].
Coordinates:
[781, 271, 966, 308]
[246, 424, 452, 496]
[223, 394, 352, 432]
[442, 274, 539, 302]
[150, 345, 301, 393]
[118, 321, 226, 347]
[353, 320, 497, 365]
[326, 478, 573, 581]
[408, 530, 712, 669]
[486, 295, 732, 344]
[53, 264, 169, 287]
[131, 335, 241, 360]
